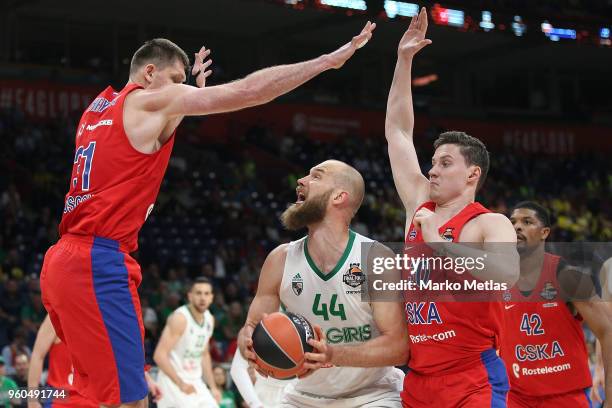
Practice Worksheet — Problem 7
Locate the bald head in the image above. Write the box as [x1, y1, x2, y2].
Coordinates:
[318, 160, 365, 217]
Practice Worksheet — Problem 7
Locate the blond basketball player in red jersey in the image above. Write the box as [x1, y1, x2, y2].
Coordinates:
[385, 8, 519, 407]
[40, 23, 376, 408]
[501, 202, 612, 408]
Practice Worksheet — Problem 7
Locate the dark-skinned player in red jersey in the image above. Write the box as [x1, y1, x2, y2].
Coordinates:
[39, 23, 376, 408]
[501, 201, 612, 408]
[385, 8, 520, 407]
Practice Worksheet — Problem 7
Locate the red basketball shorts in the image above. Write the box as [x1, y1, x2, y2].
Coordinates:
[40, 234, 147, 406]
[401, 349, 509, 407]
[508, 389, 592, 408]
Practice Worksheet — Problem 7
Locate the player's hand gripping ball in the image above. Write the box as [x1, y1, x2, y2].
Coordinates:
[252, 312, 318, 379]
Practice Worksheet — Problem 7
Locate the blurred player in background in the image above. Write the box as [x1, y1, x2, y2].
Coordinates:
[385, 8, 519, 407]
[501, 202, 611, 408]
[154, 277, 219, 408]
[39, 22, 376, 407]
[230, 348, 292, 408]
[239, 160, 407, 408]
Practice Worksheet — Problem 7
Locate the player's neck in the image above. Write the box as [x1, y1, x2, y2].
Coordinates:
[126, 77, 146, 88]
[434, 193, 475, 219]
[306, 221, 351, 275]
[187, 304, 205, 325]
[518, 244, 546, 290]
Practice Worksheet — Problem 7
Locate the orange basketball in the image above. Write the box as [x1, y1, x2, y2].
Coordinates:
[252, 311, 318, 379]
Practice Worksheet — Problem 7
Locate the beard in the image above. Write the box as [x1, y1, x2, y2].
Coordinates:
[281, 190, 332, 231]
[191, 302, 208, 314]
[517, 241, 533, 255]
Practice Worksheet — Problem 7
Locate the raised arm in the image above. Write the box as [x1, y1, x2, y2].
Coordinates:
[138, 22, 375, 120]
[237, 244, 287, 367]
[386, 7, 432, 217]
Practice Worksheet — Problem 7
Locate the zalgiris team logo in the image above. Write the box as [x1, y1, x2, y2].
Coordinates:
[292, 273, 303, 296]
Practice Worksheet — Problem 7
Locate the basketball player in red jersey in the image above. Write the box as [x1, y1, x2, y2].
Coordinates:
[385, 8, 519, 407]
[501, 202, 612, 408]
[39, 24, 376, 408]
[27, 315, 162, 407]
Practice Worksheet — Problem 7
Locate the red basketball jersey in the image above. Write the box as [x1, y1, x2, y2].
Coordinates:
[59, 84, 175, 252]
[500, 253, 592, 396]
[47, 340, 73, 388]
[404, 201, 505, 374]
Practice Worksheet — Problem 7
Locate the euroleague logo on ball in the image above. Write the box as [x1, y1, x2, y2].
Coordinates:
[291, 314, 314, 341]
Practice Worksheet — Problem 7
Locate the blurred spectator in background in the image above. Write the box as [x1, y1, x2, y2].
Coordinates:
[11, 353, 28, 388]
[213, 365, 237, 408]
[1, 329, 31, 376]
[0, 281, 23, 339]
[142, 297, 159, 338]
[219, 302, 245, 361]
[0, 357, 19, 408]
[20, 290, 45, 346]
[9, 353, 28, 407]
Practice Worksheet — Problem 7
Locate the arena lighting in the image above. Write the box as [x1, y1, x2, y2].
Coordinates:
[431, 3, 465, 28]
[412, 74, 438, 86]
[319, 0, 366, 11]
[541, 21, 576, 41]
[384, 1, 419, 18]
[600, 28, 611, 45]
[479, 11, 494, 31]
[512, 15, 526, 36]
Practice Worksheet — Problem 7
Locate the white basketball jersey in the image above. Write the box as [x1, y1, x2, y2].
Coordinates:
[168, 305, 214, 381]
[279, 230, 402, 398]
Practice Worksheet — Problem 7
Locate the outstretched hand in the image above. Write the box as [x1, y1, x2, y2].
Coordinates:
[192, 46, 213, 88]
[327, 21, 377, 69]
[398, 7, 432, 61]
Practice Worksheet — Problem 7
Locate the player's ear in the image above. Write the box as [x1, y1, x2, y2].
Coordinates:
[467, 165, 481, 184]
[144, 64, 156, 84]
[540, 226, 551, 241]
[332, 190, 348, 206]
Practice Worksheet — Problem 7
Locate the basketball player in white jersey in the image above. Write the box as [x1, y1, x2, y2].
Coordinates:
[154, 277, 220, 408]
[238, 160, 408, 408]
